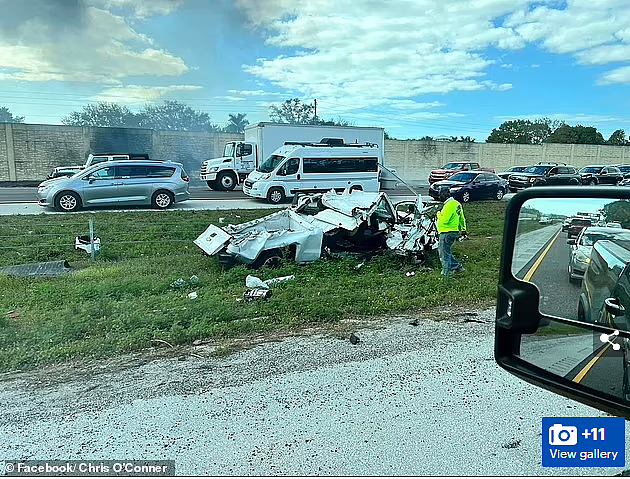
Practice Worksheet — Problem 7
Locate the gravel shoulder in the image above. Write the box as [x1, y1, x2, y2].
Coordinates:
[0, 307, 628, 476]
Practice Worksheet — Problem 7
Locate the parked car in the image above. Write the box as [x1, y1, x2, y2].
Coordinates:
[607, 222, 623, 228]
[497, 166, 527, 181]
[428, 171, 508, 203]
[428, 161, 495, 184]
[50, 153, 151, 177]
[613, 164, 630, 179]
[508, 163, 581, 192]
[567, 226, 630, 283]
[578, 165, 623, 185]
[46, 167, 84, 180]
[566, 216, 593, 239]
[36, 160, 190, 212]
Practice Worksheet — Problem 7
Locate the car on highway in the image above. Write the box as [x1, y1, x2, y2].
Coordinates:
[497, 165, 527, 181]
[567, 226, 630, 283]
[578, 165, 623, 185]
[508, 163, 581, 192]
[561, 218, 571, 231]
[566, 216, 593, 239]
[46, 166, 84, 180]
[607, 222, 623, 228]
[36, 160, 190, 212]
[427, 171, 507, 202]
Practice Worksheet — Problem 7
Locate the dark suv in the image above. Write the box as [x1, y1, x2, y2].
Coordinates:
[578, 165, 623, 185]
[567, 217, 593, 239]
[508, 163, 581, 192]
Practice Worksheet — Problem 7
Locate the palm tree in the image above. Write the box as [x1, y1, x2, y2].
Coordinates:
[224, 113, 249, 133]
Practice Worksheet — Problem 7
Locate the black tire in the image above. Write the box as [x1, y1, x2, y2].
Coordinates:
[267, 187, 285, 204]
[217, 171, 237, 191]
[509, 187, 517, 193]
[55, 191, 81, 212]
[350, 185, 363, 192]
[461, 191, 471, 203]
[588, 178, 597, 186]
[568, 178, 579, 185]
[252, 248, 283, 269]
[152, 190, 173, 209]
[495, 188, 504, 200]
[207, 180, 219, 190]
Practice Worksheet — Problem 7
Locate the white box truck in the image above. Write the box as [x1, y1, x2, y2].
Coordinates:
[200, 122, 385, 190]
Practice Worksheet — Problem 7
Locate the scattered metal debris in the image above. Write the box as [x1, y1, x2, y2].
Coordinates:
[244, 289, 273, 302]
[75, 235, 100, 254]
[349, 333, 360, 344]
[502, 439, 522, 449]
[6, 310, 19, 319]
[187, 292, 198, 300]
[0, 260, 72, 277]
[194, 189, 438, 268]
[246, 274, 295, 289]
[409, 319, 419, 326]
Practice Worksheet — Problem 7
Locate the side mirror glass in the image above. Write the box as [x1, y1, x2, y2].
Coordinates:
[500, 192, 630, 414]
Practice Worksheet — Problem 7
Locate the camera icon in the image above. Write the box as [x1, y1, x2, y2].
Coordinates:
[549, 424, 578, 446]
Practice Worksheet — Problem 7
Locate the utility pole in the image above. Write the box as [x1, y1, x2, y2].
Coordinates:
[314, 99, 317, 117]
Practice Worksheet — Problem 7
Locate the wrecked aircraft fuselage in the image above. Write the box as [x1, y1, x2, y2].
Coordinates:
[194, 190, 439, 268]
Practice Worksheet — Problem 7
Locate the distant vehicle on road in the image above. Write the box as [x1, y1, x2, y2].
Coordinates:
[508, 163, 582, 192]
[578, 165, 623, 185]
[607, 222, 623, 228]
[37, 160, 190, 212]
[567, 216, 594, 239]
[497, 166, 527, 181]
[539, 216, 551, 224]
[46, 167, 83, 180]
[567, 226, 630, 283]
[50, 153, 151, 178]
[428, 171, 507, 203]
[428, 161, 495, 184]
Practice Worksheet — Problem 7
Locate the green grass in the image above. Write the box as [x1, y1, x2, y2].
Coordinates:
[0, 201, 506, 372]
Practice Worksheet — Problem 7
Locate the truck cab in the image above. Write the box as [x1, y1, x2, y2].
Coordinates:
[201, 141, 256, 191]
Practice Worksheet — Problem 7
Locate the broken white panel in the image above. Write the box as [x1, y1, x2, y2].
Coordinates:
[194, 225, 232, 255]
[75, 236, 101, 254]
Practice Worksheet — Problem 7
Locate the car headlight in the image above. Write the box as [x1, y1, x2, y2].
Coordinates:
[208, 166, 219, 172]
[450, 186, 462, 191]
[529, 177, 537, 183]
[576, 251, 590, 263]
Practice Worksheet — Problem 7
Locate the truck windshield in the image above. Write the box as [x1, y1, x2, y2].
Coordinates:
[443, 163, 465, 170]
[258, 155, 286, 173]
[223, 143, 235, 157]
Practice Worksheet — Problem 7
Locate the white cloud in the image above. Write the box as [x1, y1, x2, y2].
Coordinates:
[227, 89, 286, 97]
[92, 0, 184, 18]
[214, 96, 247, 101]
[598, 66, 630, 85]
[91, 84, 202, 103]
[0, 6, 188, 84]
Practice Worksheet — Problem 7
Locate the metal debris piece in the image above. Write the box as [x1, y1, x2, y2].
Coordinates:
[189, 275, 199, 285]
[7, 310, 19, 319]
[244, 289, 272, 302]
[0, 260, 72, 277]
[75, 235, 100, 254]
[187, 292, 198, 300]
[246, 274, 295, 289]
[170, 278, 186, 289]
[409, 319, 419, 326]
[349, 333, 360, 344]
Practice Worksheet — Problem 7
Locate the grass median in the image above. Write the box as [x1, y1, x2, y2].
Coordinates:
[0, 201, 506, 372]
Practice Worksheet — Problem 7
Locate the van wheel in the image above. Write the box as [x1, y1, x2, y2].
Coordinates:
[252, 249, 283, 269]
[350, 185, 363, 192]
[207, 180, 219, 190]
[267, 187, 285, 204]
[588, 178, 597, 186]
[461, 191, 471, 203]
[152, 190, 173, 209]
[55, 191, 81, 212]
[217, 171, 237, 191]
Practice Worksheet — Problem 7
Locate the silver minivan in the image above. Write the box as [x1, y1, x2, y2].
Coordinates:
[37, 160, 190, 212]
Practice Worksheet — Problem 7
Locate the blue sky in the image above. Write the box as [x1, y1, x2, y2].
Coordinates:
[0, 0, 629, 140]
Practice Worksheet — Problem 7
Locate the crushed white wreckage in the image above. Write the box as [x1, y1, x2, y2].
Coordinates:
[194, 189, 438, 268]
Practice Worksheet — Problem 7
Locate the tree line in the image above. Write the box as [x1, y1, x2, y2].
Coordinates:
[486, 118, 628, 145]
[0, 98, 352, 133]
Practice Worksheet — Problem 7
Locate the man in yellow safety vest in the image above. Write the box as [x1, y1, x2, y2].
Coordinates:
[436, 196, 467, 276]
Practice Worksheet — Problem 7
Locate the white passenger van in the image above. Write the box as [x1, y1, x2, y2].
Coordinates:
[243, 141, 383, 204]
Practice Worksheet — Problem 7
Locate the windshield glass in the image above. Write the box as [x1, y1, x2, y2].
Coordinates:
[579, 167, 602, 173]
[449, 172, 477, 183]
[442, 162, 465, 170]
[223, 143, 235, 157]
[523, 165, 551, 175]
[258, 155, 286, 173]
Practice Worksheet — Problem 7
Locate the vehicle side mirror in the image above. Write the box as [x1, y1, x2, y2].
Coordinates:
[277, 168, 287, 176]
[496, 186, 630, 418]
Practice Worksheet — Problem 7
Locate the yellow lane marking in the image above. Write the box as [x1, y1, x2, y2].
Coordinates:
[572, 343, 612, 383]
[523, 229, 562, 282]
